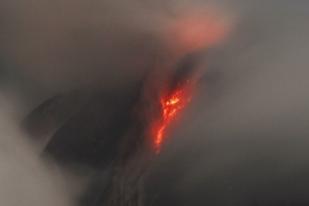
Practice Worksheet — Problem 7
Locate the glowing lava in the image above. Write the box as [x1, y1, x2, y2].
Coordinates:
[152, 7, 232, 153]
[154, 85, 191, 153]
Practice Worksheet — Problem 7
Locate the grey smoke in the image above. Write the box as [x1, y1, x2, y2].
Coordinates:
[0, 94, 76, 206]
[150, 0, 309, 205]
[0, 0, 309, 205]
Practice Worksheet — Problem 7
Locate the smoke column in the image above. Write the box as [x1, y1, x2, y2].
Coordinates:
[1, 0, 308, 205]
[97, 6, 232, 205]
[0, 1, 233, 205]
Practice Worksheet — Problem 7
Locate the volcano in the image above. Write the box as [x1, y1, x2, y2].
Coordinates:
[23, 52, 198, 205]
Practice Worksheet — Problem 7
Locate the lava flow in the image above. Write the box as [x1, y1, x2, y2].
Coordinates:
[153, 84, 192, 153]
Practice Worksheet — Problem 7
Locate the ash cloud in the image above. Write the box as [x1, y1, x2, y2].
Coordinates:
[0, 0, 231, 99]
[0, 0, 309, 205]
[149, 0, 309, 205]
[0, 94, 76, 206]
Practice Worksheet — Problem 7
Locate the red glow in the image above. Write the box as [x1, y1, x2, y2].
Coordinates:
[151, 7, 232, 153]
[163, 8, 232, 56]
[154, 85, 191, 153]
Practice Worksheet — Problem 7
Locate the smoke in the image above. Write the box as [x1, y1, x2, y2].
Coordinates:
[0, 0, 309, 205]
[0, 94, 77, 206]
[0, 0, 232, 99]
[147, 0, 309, 205]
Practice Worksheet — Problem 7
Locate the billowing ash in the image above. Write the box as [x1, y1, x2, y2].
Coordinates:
[1, 0, 309, 206]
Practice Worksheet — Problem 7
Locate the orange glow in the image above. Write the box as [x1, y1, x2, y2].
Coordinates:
[152, 6, 232, 153]
[163, 7, 232, 56]
[154, 85, 191, 153]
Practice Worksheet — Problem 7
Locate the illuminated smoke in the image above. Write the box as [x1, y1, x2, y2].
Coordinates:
[102, 5, 233, 205]
[162, 6, 232, 57]
[15, 6, 232, 204]
[151, 6, 231, 154]
[1, 0, 309, 205]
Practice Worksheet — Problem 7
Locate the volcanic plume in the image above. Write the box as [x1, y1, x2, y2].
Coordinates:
[23, 6, 231, 206]
[102, 9, 231, 205]
[151, 7, 231, 153]
[3, 0, 309, 205]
